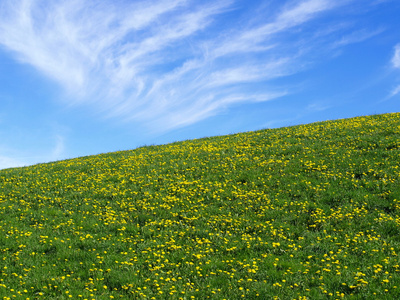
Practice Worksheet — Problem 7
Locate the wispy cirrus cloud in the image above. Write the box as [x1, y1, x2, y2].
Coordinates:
[392, 44, 400, 69]
[0, 0, 383, 131]
[0, 155, 26, 170]
[0, 134, 66, 170]
[390, 85, 400, 98]
[333, 28, 384, 47]
[389, 44, 400, 97]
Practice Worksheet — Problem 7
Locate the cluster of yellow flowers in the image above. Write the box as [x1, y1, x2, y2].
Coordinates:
[0, 113, 399, 299]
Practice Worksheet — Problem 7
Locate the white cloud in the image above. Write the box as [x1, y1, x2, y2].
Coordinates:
[389, 85, 400, 97]
[307, 102, 331, 112]
[392, 44, 400, 69]
[206, 59, 292, 88]
[0, 0, 364, 131]
[333, 28, 384, 47]
[211, 0, 337, 58]
[49, 135, 66, 161]
[0, 133, 67, 170]
[387, 44, 400, 98]
[0, 155, 27, 170]
[277, 0, 334, 25]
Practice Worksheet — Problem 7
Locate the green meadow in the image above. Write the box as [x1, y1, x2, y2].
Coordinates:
[1, 113, 400, 299]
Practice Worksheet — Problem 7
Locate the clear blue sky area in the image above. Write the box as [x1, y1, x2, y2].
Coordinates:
[0, 0, 399, 169]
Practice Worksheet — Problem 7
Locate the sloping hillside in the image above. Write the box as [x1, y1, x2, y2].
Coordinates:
[0, 113, 399, 299]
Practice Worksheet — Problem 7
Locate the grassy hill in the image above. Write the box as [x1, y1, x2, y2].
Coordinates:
[1, 113, 400, 299]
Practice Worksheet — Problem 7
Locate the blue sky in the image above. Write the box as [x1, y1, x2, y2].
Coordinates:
[0, 0, 399, 169]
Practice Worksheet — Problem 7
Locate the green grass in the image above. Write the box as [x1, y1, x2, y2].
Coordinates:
[1, 113, 400, 299]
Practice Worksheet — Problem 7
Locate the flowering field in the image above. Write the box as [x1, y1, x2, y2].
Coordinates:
[1, 113, 400, 299]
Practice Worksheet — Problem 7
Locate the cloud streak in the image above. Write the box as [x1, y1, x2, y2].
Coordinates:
[0, 0, 383, 131]
[390, 85, 400, 97]
[392, 44, 400, 69]
[333, 28, 384, 47]
[388, 44, 400, 98]
[0, 133, 67, 170]
[0, 155, 26, 170]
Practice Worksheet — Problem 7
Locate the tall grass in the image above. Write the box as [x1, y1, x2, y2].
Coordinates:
[0, 113, 399, 299]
